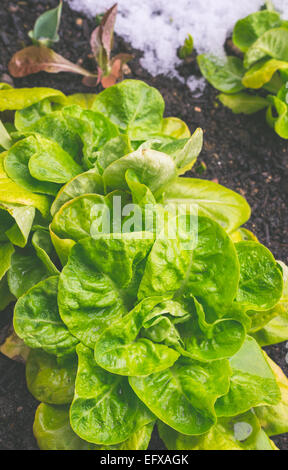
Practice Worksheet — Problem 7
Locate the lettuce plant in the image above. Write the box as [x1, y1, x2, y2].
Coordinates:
[0, 80, 288, 450]
[198, 5, 288, 139]
[28, 1, 63, 47]
[8, 3, 131, 89]
[178, 34, 194, 60]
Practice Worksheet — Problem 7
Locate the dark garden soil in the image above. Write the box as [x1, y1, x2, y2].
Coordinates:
[0, 0, 288, 451]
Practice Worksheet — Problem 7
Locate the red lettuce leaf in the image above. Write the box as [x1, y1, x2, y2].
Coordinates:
[8, 46, 97, 79]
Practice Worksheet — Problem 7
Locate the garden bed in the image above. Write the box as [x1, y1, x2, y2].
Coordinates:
[0, 0, 287, 450]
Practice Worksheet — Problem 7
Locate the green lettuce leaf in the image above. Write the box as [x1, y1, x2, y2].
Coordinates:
[130, 356, 231, 435]
[17, 110, 84, 162]
[5, 136, 81, 196]
[103, 147, 176, 194]
[62, 105, 119, 168]
[255, 355, 288, 436]
[0, 275, 15, 311]
[233, 10, 282, 52]
[0, 203, 35, 247]
[33, 402, 154, 450]
[242, 58, 288, 89]
[158, 409, 276, 450]
[266, 92, 288, 139]
[0, 87, 65, 111]
[161, 177, 251, 234]
[253, 316, 288, 346]
[218, 92, 269, 115]
[0, 241, 14, 280]
[235, 241, 283, 311]
[95, 135, 133, 173]
[51, 193, 121, 243]
[26, 349, 77, 404]
[0, 151, 50, 217]
[153, 128, 203, 175]
[197, 55, 245, 94]
[140, 215, 240, 317]
[215, 336, 281, 417]
[92, 80, 165, 140]
[14, 98, 53, 130]
[249, 261, 288, 336]
[14, 276, 78, 356]
[65, 93, 96, 110]
[50, 168, 104, 217]
[58, 233, 154, 348]
[161, 117, 191, 139]
[49, 225, 75, 267]
[70, 344, 154, 445]
[31, 229, 59, 274]
[244, 28, 288, 68]
[8, 246, 50, 298]
[94, 296, 180, 376]
[176, 296, 246, 362]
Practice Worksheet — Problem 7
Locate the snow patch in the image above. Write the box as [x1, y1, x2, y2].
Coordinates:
[67, 0, 288, 91]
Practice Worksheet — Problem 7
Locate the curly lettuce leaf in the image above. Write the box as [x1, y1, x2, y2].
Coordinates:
[176, 296, 246, 362]
[94, 296, 180, 376]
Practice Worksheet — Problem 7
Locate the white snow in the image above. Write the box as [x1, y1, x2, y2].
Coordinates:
[67, 0, 288, 92]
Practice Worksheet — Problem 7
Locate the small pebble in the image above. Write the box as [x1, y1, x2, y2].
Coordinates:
[8, 5, 18, 12]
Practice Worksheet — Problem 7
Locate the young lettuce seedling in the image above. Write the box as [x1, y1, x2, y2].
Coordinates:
[178, 34, 194, 60]
[28, 1, 63, 47]
[8, 3, 132, 89]
[83, 4, 132, 88]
